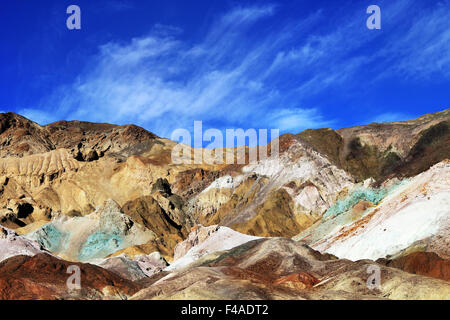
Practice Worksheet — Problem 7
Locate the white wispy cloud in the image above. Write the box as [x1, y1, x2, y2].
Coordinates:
[94, 0, 135, 13]
[21, 0, 450, 137]
[29, 4, 331, 136]
[377, 1, 450, 79]
[268, 108, 333, 132]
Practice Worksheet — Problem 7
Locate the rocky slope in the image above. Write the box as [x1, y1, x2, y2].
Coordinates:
[25, 199, 155, 262]
[132, 236, 450, 300]
[0, 110, 448, 300]
[96, 251, 169, 281]
[0, 253, 142, 300]
[297, 109, 450, 181]
[0, 113, 159, 159]
[377, 252, 450, 282]
[0, 225, 48, 262]
[295, 160, 450, 261]
[167, 225, 261, 271]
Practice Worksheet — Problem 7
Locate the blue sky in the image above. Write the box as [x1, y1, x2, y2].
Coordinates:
[1, 0, 449, 140]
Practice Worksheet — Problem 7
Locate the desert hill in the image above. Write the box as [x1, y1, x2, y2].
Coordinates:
[0, 110, 448, 300]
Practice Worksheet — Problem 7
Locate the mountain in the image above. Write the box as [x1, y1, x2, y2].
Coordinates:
[296, 109, 450, 181]
[0, 253, 142, 300]
[0, 109, 448, 300]
[132, 235, 450, 300]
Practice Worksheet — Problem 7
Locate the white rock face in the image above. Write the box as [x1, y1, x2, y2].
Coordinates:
[0, 226, 47, 262]
[312, 161, 450, 261]
[293, 185, 328, 215]
[243, 142, 354, 194]
[135, 252, 169, 277]
[193, 140, 355, 220]
[166, 225, 261, 271]
[95, 251, 168, 280]
[202, 175, 244, 193]
[253, 143, 353, 212]
[241, 141, 355, 217]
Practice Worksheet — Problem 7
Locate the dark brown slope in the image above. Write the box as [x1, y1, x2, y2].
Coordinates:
[120, 194, 191, 260]
[0, 113, 54, 157]
[0, 253, 143, 300]
[46, 120, 160, 160]
[378, 252, 450, 282]
[295, 109, 450, 181]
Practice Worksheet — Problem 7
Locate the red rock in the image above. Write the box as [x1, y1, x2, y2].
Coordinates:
[0, 253, 143, 300]
[273, 272, 320, 288]
[382, 252, 450, 282]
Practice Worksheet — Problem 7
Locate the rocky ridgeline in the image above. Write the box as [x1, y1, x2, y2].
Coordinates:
[0, 110, 448, 300]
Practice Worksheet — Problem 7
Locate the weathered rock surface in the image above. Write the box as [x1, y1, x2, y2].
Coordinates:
[118, 193, 192, 261]
[0, 110, 449, 300]
[25, 199, 155, 262]
[167, 225, 260, 271]
[96, 252, 168, 281]
[298, 161, 450, 261]
[132, 238, 450, 300]
[0, 253, 142, 300]
[378, 252, 450, 282]
[0, 112, 159, 160]
[0, 113, 177, 220]
[0, 225, 47, 262]
[186, 139, 355, 238]
[297, 109, 450, 181]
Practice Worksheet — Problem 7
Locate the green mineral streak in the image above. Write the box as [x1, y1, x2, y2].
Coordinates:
[78, 232, 123, 261]
[324, 188, 387, 219]
[324, 180, 407, 219]
[33, 223, 68, 253]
